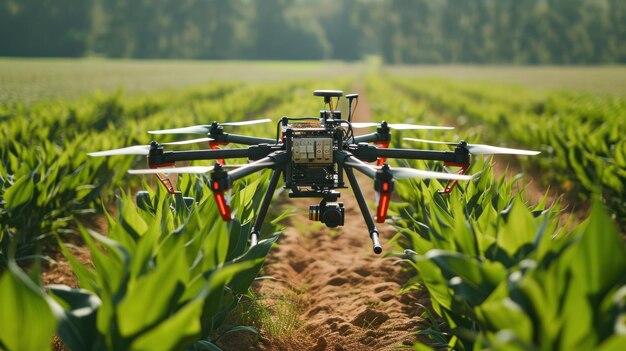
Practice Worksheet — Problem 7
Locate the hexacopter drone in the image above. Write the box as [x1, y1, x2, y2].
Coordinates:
[90, 90, 539, 254]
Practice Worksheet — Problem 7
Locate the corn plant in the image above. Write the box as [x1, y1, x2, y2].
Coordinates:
[391, 159, 626, 350]
[1, 169, 282, 350]
[50, 171, 282, 350]
[0, 135, 129, 269]
[0, 260, 62, 351]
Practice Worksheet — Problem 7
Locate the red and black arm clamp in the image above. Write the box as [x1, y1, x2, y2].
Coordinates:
[440, 141, 471, 194]
[352, 122, 392, 164]
[373, 122, 392, 166]
[374, 165, 395, 223]
[146, 141, 179, 194]
[210, 164, 233, 221]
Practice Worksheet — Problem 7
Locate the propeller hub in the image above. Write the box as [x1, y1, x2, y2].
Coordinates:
[376, 164, 394, 182]
[209, 122, 223, 135]
[377, 121, 390, 134]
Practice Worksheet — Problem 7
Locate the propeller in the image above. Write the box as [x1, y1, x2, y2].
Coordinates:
[88, 138, 213, 157]
[345, 161, 473, 181]
[148, 118, 272, 135]
[128, 162, 274, 175]
[381, 167, 473, 180]
[351, 122, 454, 130]
[129, 166, 217, 174]
[403, 138, 540, 156]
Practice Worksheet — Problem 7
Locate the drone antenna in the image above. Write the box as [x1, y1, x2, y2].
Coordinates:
[346, 94, 358, 122]
[313, 90, 343, 120]
[329, 96, 338, 115]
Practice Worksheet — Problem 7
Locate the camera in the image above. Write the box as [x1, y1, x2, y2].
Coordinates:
[309, 201, 344, 228]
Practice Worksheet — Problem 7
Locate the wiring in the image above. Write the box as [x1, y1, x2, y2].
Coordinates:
[275, 117, 320, 143]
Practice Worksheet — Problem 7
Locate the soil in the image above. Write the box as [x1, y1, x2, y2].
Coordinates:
[42, 210, 109, 287]
[236, 193, 430, 351]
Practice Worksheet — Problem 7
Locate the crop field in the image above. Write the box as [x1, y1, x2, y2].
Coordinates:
[0, 59, 625, 350]
[0, 58, 364, 104]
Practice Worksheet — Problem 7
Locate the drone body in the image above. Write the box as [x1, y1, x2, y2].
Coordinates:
[90, 90, 539, 254]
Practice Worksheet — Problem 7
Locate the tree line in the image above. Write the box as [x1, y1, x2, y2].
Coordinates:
[1, 0, 624, 64]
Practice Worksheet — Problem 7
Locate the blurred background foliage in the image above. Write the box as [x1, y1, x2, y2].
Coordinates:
[1, 0, 625, 64]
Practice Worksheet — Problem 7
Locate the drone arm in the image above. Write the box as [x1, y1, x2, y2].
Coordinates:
[227, 152, 286, 182]
[350, 144, 468, 164]
[339, 154, 377, 179]
[148, 148, 251, 165]
[352, 133, 382, 144]
[148, 144, 278, 166]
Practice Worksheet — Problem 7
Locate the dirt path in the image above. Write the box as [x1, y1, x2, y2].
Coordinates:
[230, 86, 429, 350]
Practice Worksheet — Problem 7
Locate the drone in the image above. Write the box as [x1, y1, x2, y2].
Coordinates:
[89, 90, 539, 254]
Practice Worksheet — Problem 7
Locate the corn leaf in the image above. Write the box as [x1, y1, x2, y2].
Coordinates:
[0, 264, 57, 351]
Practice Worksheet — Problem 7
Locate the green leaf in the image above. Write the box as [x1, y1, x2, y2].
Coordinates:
[131, 298, 203, 351]
[3, 174, 34, 209]
[427, 250, 507, 303]
[497, 197, 536, 259]
[201, 260, 260, 335]
[596, 335, 626, 351]
[117, 238, 189, 337]
[229, 233, 280, 294]
[414, 256, 452, 313]
[56, 235, 98, 292]
[476, 298, 533, 343]
[571, 201, 626, 296]
[118, 194, 149, 237]
[0, 263, 58, 351]
[48, 285, 102, 351]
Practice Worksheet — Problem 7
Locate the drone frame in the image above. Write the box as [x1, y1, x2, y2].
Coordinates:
[139, 108, 474, 254]
[92, 89, 538, 254]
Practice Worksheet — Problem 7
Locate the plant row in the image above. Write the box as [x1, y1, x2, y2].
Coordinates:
[0, 78, 339, 269]
[0, 172, 283, 350]
[362, 75, 625, 349]
[390, 158, 626, 350]
[387, 76, 626, 226]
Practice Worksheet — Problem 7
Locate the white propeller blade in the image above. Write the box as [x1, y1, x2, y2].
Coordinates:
[384, 167, 473, 180]
[128, 166, 216, 174]
[352, 122, 454, 130]
[221, 118, 272, 126]
[345, 161, 473, 180]
[404, 138, 540, 156]
[128, 162, 274, 175]
[465, 144, 540, 156]
[149, 125, 210, 135]
[88, 138, 213, 157]
[162, 137, 213, 145]
[148, 119, 272, 135]
[88, 145, 151, 157]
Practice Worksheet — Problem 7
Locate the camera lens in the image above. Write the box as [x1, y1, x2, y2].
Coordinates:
[321, 204, 344, 228]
